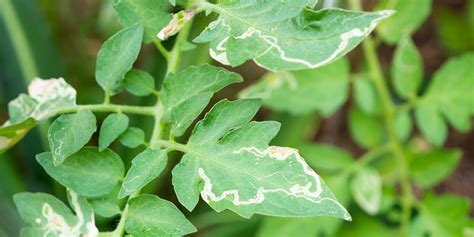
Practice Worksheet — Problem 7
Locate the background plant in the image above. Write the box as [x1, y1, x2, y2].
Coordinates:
[0, 0, 473, 237]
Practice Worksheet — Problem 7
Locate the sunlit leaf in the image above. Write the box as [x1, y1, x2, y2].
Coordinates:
[36, 147, 124, 197]
[119, 148, 168, 198]
[96, 24, 144, 94]
[172, 99, 350, 219]
[125, 194, 197, 236]
[48, 109, 97, 165]
[195, 1, 393, 71]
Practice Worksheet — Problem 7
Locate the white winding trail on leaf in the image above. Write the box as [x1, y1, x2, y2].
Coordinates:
[198, 146, 350, 220]
[209, 10, 394, 69]
[35, 192, 98, 237]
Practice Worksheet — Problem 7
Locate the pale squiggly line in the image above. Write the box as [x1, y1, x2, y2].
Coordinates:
[209, 10, 394, 69]
[199, 146, 320, 204]
[198, 146, 351, 220]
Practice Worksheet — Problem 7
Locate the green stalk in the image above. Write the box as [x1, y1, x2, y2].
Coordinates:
[0, 0, 39, 81]
[108, 0, 198, 235]
[348, 0, 414, 235]
[56, 104, 156, 116]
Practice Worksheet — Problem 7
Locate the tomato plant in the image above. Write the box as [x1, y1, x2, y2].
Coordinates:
[0, 0, 472, 236]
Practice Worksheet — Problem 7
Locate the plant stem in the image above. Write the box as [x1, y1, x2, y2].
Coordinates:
[0, 0, 39, 82]
[111, 191, 140, 237]
[56, 104, 156, 116]
[149, 101, 164, 147]
[155, 139, 189, 153]
[154, 40, 170, 62]
[348, 0, 414, 235]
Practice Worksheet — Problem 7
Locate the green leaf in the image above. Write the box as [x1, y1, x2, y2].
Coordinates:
[410, 149, 462, 189]
[257, 217, 341, 237]
[123, 69, 156, 96]
[48, 109, 97, 166]
[14, 192, 78, 236]
[195, 2, 393, 71]
[95, 24, 144, 94]
[351, 167, 382, 215]
[348, 108, 384, 149]
[125, 194, 197, 236]
[411, 194, 471, 237]
[161, 64, 242, 137]
[36, 147, 124, 197]
[434, 8, 474, 54]
[119, 148, 168, 198]
[119, 127, 145, 148]
[14, 192, 98, 236]
[8, 78, 77, 122]
[239, 58, 350, 116]
[376, 0, 432, 44]
[173, 99, 350, 219]
[99, 113, 129, 151]
[353, 74, 381, 115]
[0, 119, 36, 154]
[394, 110, 412, 142]
[114, 0, 172, 43]
[415, 53, 474, 146]
[90, 198, 121, 218]
[391, 37, 423, 99]
[298, 143, 354, 173]
[90, 186, 123, 218]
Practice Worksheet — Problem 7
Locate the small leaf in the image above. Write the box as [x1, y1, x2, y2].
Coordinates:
[36, 147, 124, 197]
[353, 74, 382, 115]
[410, 149, 462, 189]
[348, 108, 383, 149]
[119, 148, 168, 198]
[114, 0, 172, 43]
[90, 186, 123, 218]
[14, 192, 79, 236]
[0, 119, 36, 154]
[8, 78, 77, 122]
[413, 194, 471, 236]
[48, 109, 97, 166]
[391, 37, 423, 99]
[99, 113, 129, 151]
[123, 69, 156, 96]
[351, 167, 382, 215]
[96, 24, 144, 94]
[376, 0, 432, 44]
[125, 194, 197, 236]
[415, 104, 447, 147]
[119, 127, 145, 148]
[394, 111, 412, 142]
[240, 58, 350, 116]
[8, 94, 37, 124]
[90, 199, 121, 218]
[299, 143, 354, 173]
[196, 2, 393, 71]
[415, 53, 474, 146]
[161, 64, 242, 137]
[173, 99, 351, 219]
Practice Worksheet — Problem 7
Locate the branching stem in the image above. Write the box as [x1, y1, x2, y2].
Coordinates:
[56, 104, 156, 116]
[348, 0, 414, 235]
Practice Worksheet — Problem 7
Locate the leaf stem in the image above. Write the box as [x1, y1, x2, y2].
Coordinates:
[155, 139, 189, 153]
[111, 191, 140, 237]
[56, 104, 156, 116]
[154, 40, 171, 62]
[349, 0, 414, 235]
